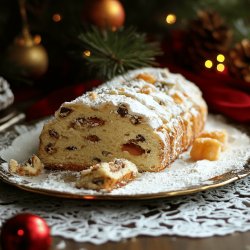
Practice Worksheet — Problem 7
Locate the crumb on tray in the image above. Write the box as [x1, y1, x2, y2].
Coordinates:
[9, 155, 44, 176]
[76, 158, 138, 192]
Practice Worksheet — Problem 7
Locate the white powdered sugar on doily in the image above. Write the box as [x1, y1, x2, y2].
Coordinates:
[0, 114, 250, 244]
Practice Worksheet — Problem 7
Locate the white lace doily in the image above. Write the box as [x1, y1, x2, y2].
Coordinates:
[0, 178, 250, 244]
[0, 117, 250, 244]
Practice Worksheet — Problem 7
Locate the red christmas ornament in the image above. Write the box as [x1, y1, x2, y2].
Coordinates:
[1, 213, 51, 250]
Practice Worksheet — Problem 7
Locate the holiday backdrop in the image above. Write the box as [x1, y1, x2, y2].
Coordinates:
[0, 0, 249, 122]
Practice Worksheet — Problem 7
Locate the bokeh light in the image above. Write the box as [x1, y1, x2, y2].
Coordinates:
[217, 63, 225, 72]
[52, 13, 62, 22]
[166, 14, 177, 24]
[205, 60, 213, 68]
[83, 50, 91, 57]
[217, 54, 225, 63]
[33, 35, 41, 45]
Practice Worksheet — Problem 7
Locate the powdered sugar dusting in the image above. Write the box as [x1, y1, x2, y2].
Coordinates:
[0, 115, 249, 197]
[68, 93, 163, 129]
[106, 67, 205, 113]
[65, 67, 206, 130]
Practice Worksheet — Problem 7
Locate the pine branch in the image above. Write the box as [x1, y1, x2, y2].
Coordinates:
[77, 26, 162, 80]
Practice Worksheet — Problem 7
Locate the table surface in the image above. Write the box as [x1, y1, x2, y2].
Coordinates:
[1, 100, 250, 250]
[50, 232, 250, 250]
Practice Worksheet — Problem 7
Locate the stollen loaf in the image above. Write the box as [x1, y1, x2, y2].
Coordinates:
[38, 67, 207, 172]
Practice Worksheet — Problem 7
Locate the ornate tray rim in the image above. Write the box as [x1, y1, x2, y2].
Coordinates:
[0, 165, 249, 200]
[0, 118, 249, 200]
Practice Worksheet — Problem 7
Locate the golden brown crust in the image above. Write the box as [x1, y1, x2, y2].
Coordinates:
[163, 105, 207, 166]
[182, 112, 194, 149]
[38, 68, 207, 172]
[190, 138, 222, 161]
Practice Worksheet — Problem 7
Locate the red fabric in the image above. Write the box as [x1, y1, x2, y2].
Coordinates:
[24, 30, 250, 123]
[25, 69, 250, 123]
[164, 64, 250, 123]
[26, 80, 101, 121]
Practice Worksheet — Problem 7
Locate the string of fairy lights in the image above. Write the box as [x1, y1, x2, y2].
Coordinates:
[51, 12, 92, 59]
[165, 12, 226, 73]
[50, 7, 226, 74]
[205, 54, 225, 72]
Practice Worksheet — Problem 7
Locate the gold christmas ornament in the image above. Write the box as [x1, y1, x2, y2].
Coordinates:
[7, 0, 48, 78]
[85, 0, 125, 30]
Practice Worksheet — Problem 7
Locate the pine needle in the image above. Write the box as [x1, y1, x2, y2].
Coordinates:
[78, 26, 162, 80]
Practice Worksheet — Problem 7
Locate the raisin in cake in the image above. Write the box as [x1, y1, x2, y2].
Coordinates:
[76, 158, 138, 191]
[38, 67, 207, 172]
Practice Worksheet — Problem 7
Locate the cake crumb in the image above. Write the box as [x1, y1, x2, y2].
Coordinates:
[199, 130, 228, 151]
[9, 155, 44, 176]
[76, 159, 138, 191]
[190, 138, 222, 161]
[190, 130, 228, 161]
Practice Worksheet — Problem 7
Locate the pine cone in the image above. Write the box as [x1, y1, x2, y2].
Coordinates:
[184, 10, 232, 70]
[228, 39, 250, 83]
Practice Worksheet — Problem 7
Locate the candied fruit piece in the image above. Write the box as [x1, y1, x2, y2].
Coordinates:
[122, 143, 145, 156]
[171, 92, 183, 104]
[190, 138, 222, 161]
[136, 73, 156, 84]
[199, 130, 228, 151]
